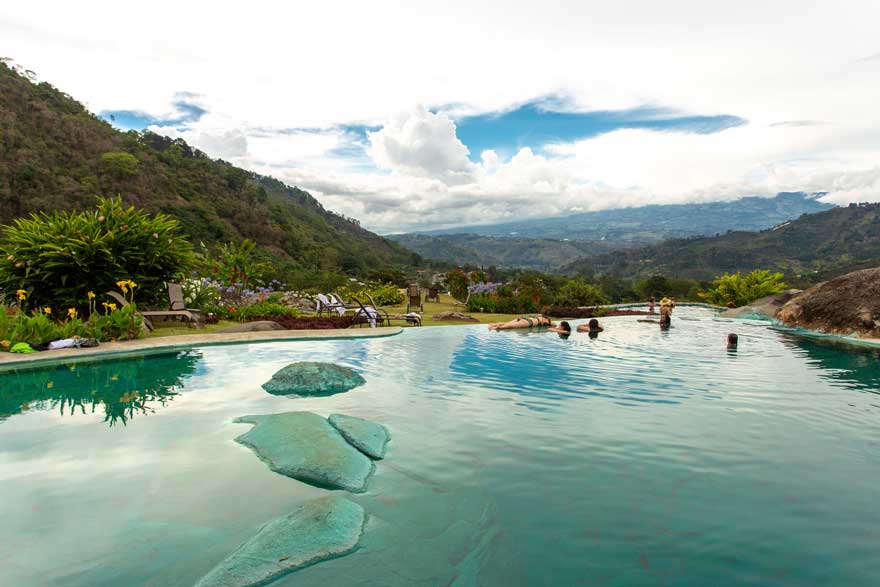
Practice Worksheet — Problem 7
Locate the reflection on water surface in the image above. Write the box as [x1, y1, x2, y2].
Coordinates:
[0, 351, 201, 426]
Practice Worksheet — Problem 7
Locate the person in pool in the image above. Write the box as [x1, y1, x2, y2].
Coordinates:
[659, 298, 673, 324]
[648, 297, 656, 314]
[576, 318, 604, 334]
[488, 315, 554, 330]
[727, 333, 738, 349]
[550, 321, 571, 337]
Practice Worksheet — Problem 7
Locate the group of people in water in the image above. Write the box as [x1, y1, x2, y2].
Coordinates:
[487, 297, 739, 348]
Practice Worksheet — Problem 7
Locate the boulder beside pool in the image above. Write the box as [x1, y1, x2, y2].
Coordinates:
[234, 412, 374, 492]
[262, 362, 366, 396]
[194, 495, 365, 587]
[329, 413, 391, 459]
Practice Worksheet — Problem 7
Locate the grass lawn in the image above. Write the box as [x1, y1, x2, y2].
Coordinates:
[382, 293, 520, 326]
[147, 294, 521, 337]
[149, 319, 238, 337]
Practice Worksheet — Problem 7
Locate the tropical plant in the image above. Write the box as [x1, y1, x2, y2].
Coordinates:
[699, 269, 787, 307]
[205, 239, 273, 291]
[0, 197, 194, 308]
[336, 281, 405, 306]
[554, 279, 609, 307]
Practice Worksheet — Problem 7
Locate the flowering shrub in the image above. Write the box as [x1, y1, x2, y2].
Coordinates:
[202, 301, 298, 322]
[0, 280, 143, 349]
[445, 270, 470, 302]
[466, 284, 544, 314]
[468, 282, 500, 295]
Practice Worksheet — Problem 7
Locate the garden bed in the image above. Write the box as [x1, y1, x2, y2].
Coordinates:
[263, 316, 360, 330]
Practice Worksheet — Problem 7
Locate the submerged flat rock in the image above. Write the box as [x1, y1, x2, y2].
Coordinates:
[194, 495, 365, 587]
[262, 362, 366, 396]
[234, 412, 374, 492]
[328, 414, 390, 460]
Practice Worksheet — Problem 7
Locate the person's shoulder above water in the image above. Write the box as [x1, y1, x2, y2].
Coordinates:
[576, 318, 604, 333]
[548, 320, 571, 334]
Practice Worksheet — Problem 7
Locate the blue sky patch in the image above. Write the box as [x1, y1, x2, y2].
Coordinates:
[452, 98, 747, 160]
[100, 93, 208, 130]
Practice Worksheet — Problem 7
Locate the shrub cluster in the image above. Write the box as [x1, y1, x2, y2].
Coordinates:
[336, 281, 404, 306]
[699, 270, 787, 307]
[202, 301, 299, 322]
[0, 197, 193, 308]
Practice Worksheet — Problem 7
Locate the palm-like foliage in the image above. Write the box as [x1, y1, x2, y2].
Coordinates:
[699, 269, 787, 307]
[0, 197, 193, 308]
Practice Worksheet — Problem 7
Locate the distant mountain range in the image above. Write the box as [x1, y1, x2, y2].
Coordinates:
[412, 192, 834, 242]
[562, 203, 880, 281]
[390, 192, 836, 269]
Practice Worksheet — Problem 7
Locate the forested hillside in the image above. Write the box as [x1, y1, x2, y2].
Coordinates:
[563, 204, 880, 282]
[0, 62, 419, 279]
[387, 233, 623, 270]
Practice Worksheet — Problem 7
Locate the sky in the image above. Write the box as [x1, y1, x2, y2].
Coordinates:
[3, 1, 880, 233]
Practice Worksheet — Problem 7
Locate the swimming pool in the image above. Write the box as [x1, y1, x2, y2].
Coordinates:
[2, 306, 879, 586]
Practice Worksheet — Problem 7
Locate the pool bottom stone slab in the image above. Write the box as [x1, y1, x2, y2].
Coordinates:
[262, 361, 366, 396]
[329, 413, 391, 459]
[234, 412, 375, 492]
[193, 495, 366, 587]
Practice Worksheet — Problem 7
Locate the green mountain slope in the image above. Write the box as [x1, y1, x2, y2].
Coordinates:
[0, 62, 419, 276]
[562, 204, 880, 281]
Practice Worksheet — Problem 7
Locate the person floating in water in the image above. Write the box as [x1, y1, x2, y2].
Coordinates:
[727, 333, 738, 349]
[577, 318, 604, 334]
[488, 315, 554, 330]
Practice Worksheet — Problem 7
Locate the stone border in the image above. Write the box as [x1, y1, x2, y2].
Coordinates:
[0, 327, 403, 370]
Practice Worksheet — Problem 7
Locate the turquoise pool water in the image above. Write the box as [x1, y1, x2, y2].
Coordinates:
[2, 307, 880, 586]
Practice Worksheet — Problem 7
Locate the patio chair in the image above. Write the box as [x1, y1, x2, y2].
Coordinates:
[105, 282, 202, 333]
[406, 283, 423, 313]
[351, 293, 390, 328]
[425, 286, 441, 303]
[315, 293, 347, 316]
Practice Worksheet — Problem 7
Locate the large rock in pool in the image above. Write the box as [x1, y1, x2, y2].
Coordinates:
[262, 362, 365, 396]
[194, 495, 365, 587]
[777, 267, 880, 337]
[234, 412, 374, 492]
[328, 414, 391, 459]
[719, 289, 802, 320]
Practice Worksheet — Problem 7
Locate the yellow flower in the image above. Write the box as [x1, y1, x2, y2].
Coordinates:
[16, 289, 26, 301]
[108, 303, 118, 311]
[43, 306, 51, 315]
[116, 280, 128, 294]
[0, 340, 10, 349]
[67, 308, 78, 319]
[101, 302, 109, 308]
[127, 280, 137, 289]
[87, 291, 96, 299]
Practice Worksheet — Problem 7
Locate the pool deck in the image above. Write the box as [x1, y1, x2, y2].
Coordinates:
[0, 327, 403, 370]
